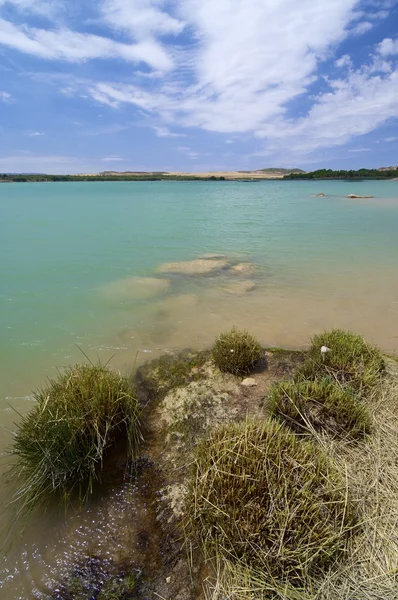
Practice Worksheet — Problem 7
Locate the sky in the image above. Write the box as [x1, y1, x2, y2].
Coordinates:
[0, 0, 397, 173]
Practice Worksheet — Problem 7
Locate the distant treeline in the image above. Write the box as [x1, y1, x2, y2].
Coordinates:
[284, 168, 398, 180]
[0, 174, 226, 182]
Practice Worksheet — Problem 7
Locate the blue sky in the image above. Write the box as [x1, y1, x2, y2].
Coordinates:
[0, 0, 397, 173]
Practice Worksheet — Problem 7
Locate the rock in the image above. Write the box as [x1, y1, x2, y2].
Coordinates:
[101, 276, 170, 300]
[230, 262, 256, 275]
[166, 577, 172, 584]
[157, 259, 229, 276]
[347, 194, 374, 199]
[223, 280, 256, 295]
[241, 378, 257, 387]
[199, 253, 228, 260]
[156, 294, 198, 314]
[315, 193, 326, 197]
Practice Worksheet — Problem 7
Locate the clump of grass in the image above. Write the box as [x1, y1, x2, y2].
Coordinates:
[189, 419, 357, 583]
[10, 364, 140, 514]
[212, 328, 263, 376]
[297, 329, 385, 393]
[270, 379, 371, 439]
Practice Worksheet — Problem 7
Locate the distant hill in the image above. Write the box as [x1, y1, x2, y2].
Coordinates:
[99, 171, 167, 176]
[254, 168, 305, 175]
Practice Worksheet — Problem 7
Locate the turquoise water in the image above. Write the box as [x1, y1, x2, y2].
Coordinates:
[2, 180, 398, 401]
[1, 179, 398, 598]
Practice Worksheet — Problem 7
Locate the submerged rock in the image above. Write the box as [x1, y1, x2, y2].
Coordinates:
[347, 194, 374, 199]
[101, 276, 170, 300]
[157, 259, 229, 276]
[315, 193, 326, 197]
[199, 253, 228, 260]
[230, 262, 256, 275]
[223, 280, 256, 295]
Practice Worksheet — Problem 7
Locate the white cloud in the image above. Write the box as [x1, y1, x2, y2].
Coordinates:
[378, 38, 398, 56]
[101, 0, 184, 39]
[0, 0, 61, 18]
[28, 131, 45, 136]
[101, 156, 125, 161]
[256, 65, 398, 160]
[0, 90, 11, 102]
[348, 147, 371, 152]
[351, 21, 373, 35]
[90, 0, 365, 132]
[384, 136, 397, 142]
[335, 54, 352, 68]
[0, 18, 173, 70]
[1, 0, 397, 162]
[152, 125, 186, 137]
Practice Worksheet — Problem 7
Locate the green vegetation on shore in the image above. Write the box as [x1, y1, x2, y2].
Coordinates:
[0, 173, 227, 182]
[9, 364, 140, 514]
[189, 419, 357, 582]
[298, 328, 385, 392]
[212, 327, 264, 375]
[284, 167, 398, 180]
[5, 327, 398, 599]
[270, 378, 371, 438]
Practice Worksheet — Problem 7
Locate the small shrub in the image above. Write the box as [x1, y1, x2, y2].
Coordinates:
[10, 364, 140, 513]
[188, 419, 357, 582]
[270, 379, 371, 439]
[297, 329, 385, 392]
[212, 328, 263, 375]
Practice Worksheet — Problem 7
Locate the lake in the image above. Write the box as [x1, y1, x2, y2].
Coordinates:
[1, 179, 398, 597]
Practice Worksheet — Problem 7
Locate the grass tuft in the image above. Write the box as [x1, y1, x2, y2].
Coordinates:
[188, 419, 357, 583]
[297, 329, 385, 393]
[9, 364, 140, 514]
[270, 379, 372, 439]
[212, 328, 263, 376]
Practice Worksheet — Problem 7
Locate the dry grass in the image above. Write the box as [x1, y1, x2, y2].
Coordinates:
[269, 379, 371, 439]
[212, 328, 263, 376]
[188, 420, 357, 587]
[201, 360, 398, 600]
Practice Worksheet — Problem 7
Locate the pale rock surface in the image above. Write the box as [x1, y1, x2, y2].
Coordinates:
[157, 259, 229, 275]
[101, 276, 170, 300]
[241, 377, 257, 387]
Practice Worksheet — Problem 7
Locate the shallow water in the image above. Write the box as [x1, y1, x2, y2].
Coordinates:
[1, 179, 398, 597]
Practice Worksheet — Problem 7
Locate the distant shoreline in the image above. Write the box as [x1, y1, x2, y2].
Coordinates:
[1, 167, 398, 182]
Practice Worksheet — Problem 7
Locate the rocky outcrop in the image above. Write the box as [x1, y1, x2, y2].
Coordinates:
[157, 258, 229, 275]
[223, 280, 256, 295]
[347, 194, 374, 199]
[101, 276, 170, 300]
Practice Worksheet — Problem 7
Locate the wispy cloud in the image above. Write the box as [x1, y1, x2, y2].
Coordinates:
[152, 125, 186, 138]
[0, 18, 173, 70]
[100, 156, 125, 161]
[0, 90, 12, 102]
[28, 131, 45, 136]
[351, 21, 373, 35]
[0, 0, 396, 166]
